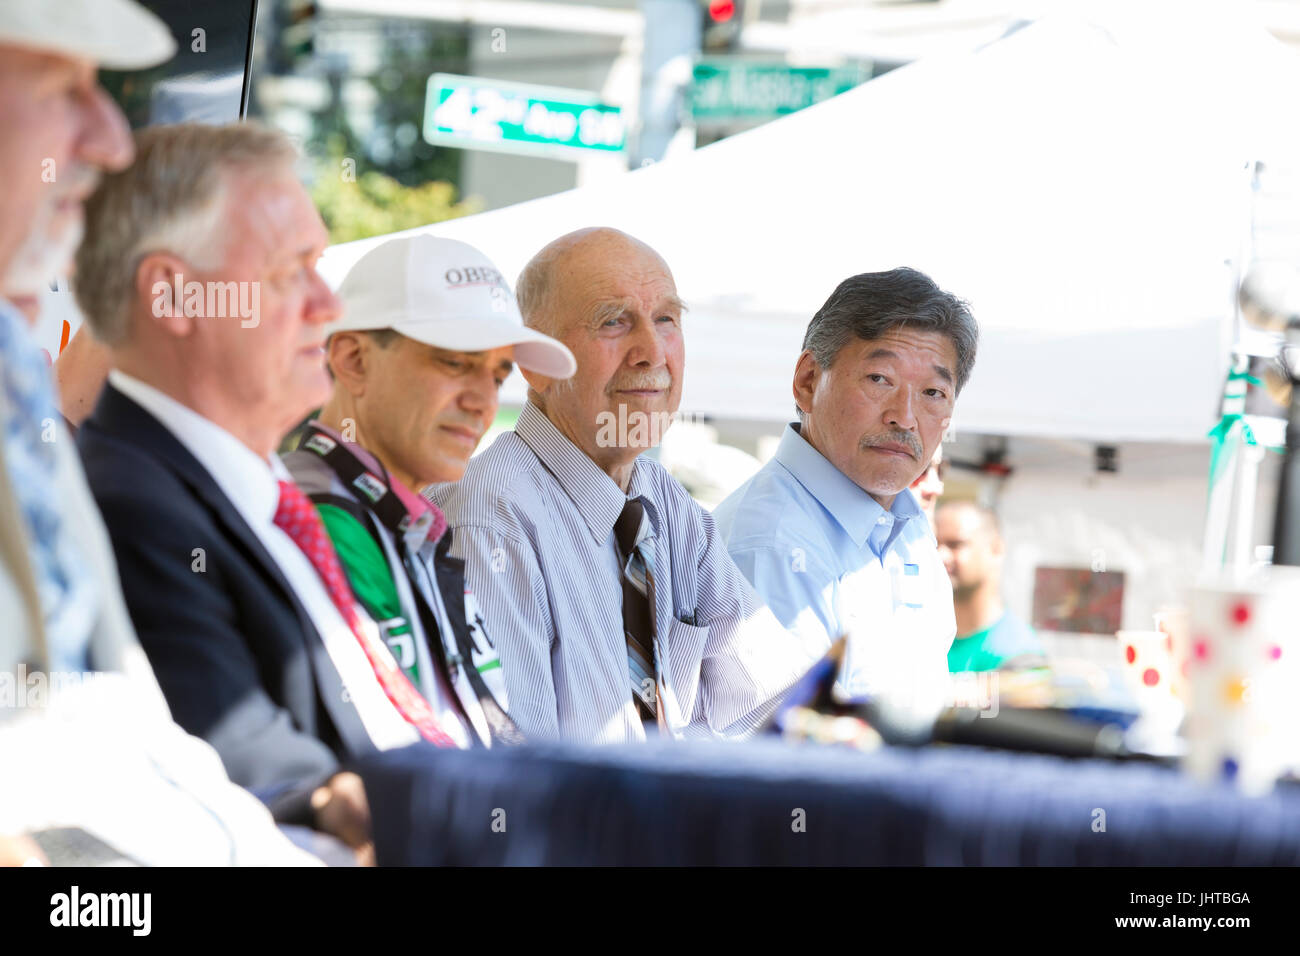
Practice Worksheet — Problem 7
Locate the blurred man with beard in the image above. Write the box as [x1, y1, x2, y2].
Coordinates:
[935, 501, 1043, 672]
[715, 268, 978, 709]
[282, 234, 576, 747]
[431, 227, 812, 742]
[0, 2, 320, 865]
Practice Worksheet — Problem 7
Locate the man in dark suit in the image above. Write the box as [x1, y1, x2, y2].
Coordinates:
[75, 122, 455, 859]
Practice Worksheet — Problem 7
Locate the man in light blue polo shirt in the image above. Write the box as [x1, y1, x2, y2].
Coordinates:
[714, 267, 978, 710]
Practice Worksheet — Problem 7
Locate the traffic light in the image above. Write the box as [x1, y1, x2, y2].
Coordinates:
[272, 0, 317, 73]
[701, 0, 744, 52]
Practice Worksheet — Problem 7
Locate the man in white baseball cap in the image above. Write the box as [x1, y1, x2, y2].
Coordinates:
[0, 2, 327, 865]
[282, 234, 574, 749]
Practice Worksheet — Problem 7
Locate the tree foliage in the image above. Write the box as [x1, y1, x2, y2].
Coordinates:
[311, 154, 479, 244]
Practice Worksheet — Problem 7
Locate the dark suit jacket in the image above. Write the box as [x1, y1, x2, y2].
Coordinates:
[78, 384, 378, 821]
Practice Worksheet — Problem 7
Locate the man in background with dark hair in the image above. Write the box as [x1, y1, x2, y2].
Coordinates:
[936, 500, 1043, 672]
[715, 267, 978, 710]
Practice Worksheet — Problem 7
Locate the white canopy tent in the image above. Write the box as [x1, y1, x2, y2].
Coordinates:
[315, 1, 1300, 444]
[20, 1, 1291, 635]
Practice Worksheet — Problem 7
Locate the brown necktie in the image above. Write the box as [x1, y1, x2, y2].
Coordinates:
[614, 498, 660, 724]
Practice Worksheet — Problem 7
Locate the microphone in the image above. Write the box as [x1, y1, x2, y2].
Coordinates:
[858, 698, 1170, 764]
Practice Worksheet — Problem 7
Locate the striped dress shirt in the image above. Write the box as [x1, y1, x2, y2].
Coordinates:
[427, 402, 814, 743]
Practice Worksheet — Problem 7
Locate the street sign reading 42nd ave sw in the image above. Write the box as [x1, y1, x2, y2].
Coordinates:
[424, 73, 626, 159]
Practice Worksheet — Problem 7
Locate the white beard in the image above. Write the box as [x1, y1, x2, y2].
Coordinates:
[2, 205, 84, 297]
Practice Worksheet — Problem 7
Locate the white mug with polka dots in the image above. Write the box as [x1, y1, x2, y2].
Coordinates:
[1183, 568, 1300, 795]
[1117, 629, 1182, 725]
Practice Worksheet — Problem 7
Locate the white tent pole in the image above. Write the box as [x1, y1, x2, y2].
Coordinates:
[1233, 442, 1266, 574]
[1204, 356, 1251, 576]
[1203, 445, 1236, 576]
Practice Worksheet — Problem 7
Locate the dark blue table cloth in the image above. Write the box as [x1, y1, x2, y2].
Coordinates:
[355, 737, 1300, 865]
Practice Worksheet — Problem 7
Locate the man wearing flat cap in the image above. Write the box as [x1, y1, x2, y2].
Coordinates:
[0, 0, 320, 864]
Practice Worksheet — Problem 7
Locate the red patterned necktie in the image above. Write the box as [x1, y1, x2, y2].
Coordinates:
[273, 479, 456, 748]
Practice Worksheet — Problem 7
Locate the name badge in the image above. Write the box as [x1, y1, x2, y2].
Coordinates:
[464, 589, 508, 708]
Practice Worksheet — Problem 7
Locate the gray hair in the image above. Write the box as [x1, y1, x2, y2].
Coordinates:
[802, 267, 978, 394]
[515, 226, 672, 339]
[74, 121, 299, 345]
[515, 241, 564, 338]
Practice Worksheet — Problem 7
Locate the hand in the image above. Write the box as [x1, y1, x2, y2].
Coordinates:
[53, 325, 113, 427]
[0, 834, 48, 867]
[310, 772, 373, 865]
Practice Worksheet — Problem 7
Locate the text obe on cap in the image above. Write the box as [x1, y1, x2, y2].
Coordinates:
[326, 234, 576, 380]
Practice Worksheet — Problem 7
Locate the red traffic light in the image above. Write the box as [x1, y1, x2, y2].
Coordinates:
[708, 0, 736, 23]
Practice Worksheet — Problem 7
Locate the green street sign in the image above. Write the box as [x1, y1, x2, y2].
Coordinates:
[423, 73, 626, 158]
[691, 60, 864, 123]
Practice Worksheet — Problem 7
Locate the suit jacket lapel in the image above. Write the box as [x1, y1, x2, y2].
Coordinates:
[85, 384, 375, 758]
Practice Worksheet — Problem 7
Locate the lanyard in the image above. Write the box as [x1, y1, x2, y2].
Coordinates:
[295, 423, 524, 746]
[298, 427, 419, 543]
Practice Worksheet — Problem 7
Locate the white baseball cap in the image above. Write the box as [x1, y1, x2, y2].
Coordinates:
[0, 0, 176, 70]
[330, 234, 577, 379]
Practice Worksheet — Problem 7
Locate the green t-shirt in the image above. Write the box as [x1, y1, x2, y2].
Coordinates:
[315, 503, 422, 687]
[947, 613, 1042, 673]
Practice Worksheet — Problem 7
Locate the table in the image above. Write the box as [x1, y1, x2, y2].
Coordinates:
[356, 737, 1300, 866]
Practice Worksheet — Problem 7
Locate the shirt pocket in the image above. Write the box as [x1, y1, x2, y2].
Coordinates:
[663, 617, 710, 726]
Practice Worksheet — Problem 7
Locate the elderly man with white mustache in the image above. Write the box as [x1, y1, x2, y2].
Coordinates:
[431, 227, 813, 743]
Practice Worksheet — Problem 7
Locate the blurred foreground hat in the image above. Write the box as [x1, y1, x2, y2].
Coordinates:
[330, 234, 576, 379]
[0, 0, 176, 70]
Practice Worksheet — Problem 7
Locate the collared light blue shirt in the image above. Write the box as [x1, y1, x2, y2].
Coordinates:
[714, 423, 955, 707]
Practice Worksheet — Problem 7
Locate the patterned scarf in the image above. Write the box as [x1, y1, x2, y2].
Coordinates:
[0, 301, 95, 671]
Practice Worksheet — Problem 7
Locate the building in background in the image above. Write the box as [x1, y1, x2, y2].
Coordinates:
[253, 0, 1300, 227]
[250, 0, 1009, 223]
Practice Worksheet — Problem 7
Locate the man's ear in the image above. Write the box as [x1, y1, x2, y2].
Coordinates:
[327, 332, 368, 396]
[792, 349, 821, 419]
[520, 366, 552, 397]
[990, 530, 1006, 559]
[136, 253, 195, 337]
